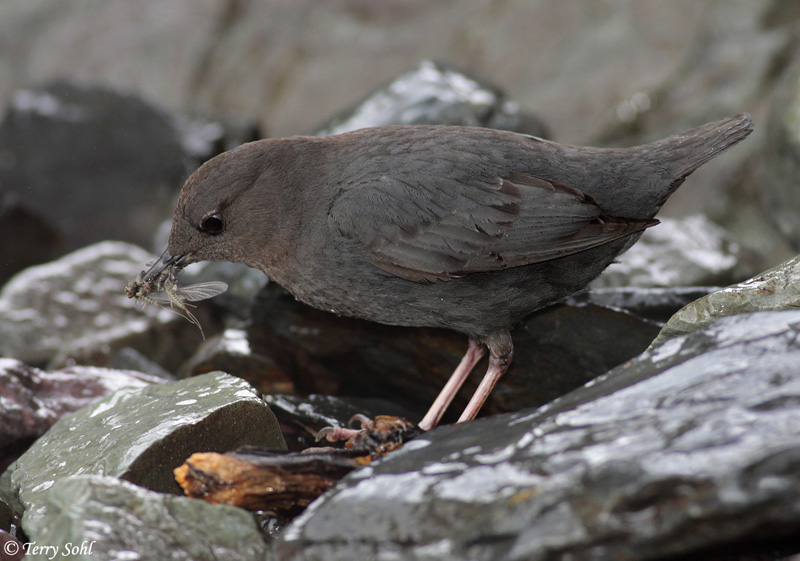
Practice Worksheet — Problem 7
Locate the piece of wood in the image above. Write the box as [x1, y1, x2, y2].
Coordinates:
[175, 415, 422, 516]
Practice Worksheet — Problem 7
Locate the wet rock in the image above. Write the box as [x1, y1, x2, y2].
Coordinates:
[107, 347, 175, 380]
[27, 475, 271, 561]
[313, 60, 549, 137]
[0, 475, 24, 540]
[0, 82, 258, 259]
[0, 82, 189, 252]
[0, 193, 64, 285]
[0, 469, 23, 531]
[0, 358, 161, 465]
[762, 60, 800, 252]
[249, 283, 660, 422]
[495, 303, 661, 414]
[9, 372, 285, 531]
[277, 311, 800, 561]
[652, 253, 800, 347]
[0, 498, 14, 534]
[173, 108, 261, 159]
[567, 286, 715, 324]
[266, 394, 419, 451]
[179, 327, 296, 396]
[0, 241, 220, 370]
[0, 1, 782, 145]
[267, 394, 418, 435]
[592, 215, 758, 289]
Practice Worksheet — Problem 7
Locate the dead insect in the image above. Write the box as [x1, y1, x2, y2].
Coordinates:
[124, 272, 164, 305]
[125, 266, 227, 339]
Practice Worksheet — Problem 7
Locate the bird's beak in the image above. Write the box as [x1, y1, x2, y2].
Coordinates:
[141, 248, 189, 282]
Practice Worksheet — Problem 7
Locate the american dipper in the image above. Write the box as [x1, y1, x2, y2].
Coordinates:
[142, 114, 753, 431]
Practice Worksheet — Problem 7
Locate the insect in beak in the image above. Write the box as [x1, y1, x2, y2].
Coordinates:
[125, 258, 227, 339]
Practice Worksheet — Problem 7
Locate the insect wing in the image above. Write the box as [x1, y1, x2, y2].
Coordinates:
[174, 281, 229, 302]
[142, 292, 174, 305]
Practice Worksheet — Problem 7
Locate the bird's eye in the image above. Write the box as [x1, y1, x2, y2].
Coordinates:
[200, 214, 224, 234]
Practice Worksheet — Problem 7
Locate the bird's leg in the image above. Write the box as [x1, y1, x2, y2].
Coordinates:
[418, 339, 486, 431]
[316, 335, 507, 448]
[457, 333, 514, 423]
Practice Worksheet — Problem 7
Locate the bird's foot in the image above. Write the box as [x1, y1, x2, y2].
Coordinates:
[315, 414, 422, 459]
[315, 413, 374, 443]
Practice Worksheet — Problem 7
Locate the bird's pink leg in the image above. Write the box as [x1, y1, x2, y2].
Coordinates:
[418, 339, 486, 431]
[457, 336, 513, 423]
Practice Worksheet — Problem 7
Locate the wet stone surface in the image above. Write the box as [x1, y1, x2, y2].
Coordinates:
[107, 346, 175, 381]
[762, 59, 800, 252]
[29, 475, 272, 561]
[179, 327, 296, 397]
[0, 358, 162, 468]
[277, 311, 800, 561]
[592, 215, 758, 289]
[312, 59, 549, 138]
[0, 194, 64, 286]
[567, 285, 715, 324]
[0, 81, 258, 259]
[0, 241, 221, 370]
[9, 371, 285, 534]
[0, 82, 190, 254]
[653, 253, 800, 347]
[266, 394, 419, 451]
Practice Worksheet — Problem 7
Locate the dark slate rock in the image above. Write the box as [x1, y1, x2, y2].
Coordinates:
[592, 215, 758, 289]
[497, 303, 661, 414]
[567, 286, 715, 324]
[266, 394, 419, 451]
[107, 347, 175, 380]
[0, 241, 219, 370]
[0, 468, 24, 534]
[249, 283, 660, 422]
[762, 60, 800, 251]
[0, 82, 188, 252]
[277, 311, 800, 561]
[179, 327, 296, 396]
[0, 358, 161, 463]
[9, 372, 286, 532]
[266, 394, 419, 435]
[172, 109, 261, 160]
[652, 253, 800, 347]
[28, 475, 271, 561]
[0, 82, 258, 260]
[312, 60, 549, 137]
[0, 193, 64, 285]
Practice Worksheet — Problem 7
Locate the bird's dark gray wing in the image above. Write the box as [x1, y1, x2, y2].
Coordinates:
[328, 171, 656, 283]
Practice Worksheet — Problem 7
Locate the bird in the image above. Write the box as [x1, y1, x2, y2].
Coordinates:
[141, 114, 753, 432]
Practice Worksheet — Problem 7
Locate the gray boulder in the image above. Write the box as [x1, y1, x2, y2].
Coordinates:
[277, 311, 800, 561]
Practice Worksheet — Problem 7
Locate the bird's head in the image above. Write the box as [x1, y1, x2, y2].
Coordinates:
[142, 139, 299, 282]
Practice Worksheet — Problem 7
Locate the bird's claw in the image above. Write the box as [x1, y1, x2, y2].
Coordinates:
[313, 415, 423, 459]
[315, 414, 375, 443]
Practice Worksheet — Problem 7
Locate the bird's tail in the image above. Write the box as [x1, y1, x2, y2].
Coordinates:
[645, 113, 754, 181]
